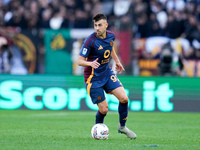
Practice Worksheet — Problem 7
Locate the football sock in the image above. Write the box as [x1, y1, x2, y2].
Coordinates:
[95, 110, 106, 124]
[118, 102, 128, 127]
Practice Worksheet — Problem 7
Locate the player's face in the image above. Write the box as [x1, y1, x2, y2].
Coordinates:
[94, 19, 108, 38]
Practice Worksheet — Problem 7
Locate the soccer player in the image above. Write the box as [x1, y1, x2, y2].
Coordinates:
[77, 14, 136, 139]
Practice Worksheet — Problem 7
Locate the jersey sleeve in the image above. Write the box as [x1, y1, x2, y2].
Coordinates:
[79, 36, 93, 58]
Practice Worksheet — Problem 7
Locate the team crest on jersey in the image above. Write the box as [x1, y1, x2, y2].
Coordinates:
[82, 48, 87, 55]
[110, 41, 113, 46]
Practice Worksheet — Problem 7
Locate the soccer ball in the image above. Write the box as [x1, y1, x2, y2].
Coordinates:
[91, 123, 109, 140]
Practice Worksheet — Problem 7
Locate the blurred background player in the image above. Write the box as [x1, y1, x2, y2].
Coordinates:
[0, 36, 28, 74]
[77, 14, 136, 139]
[0, 36, 13, 73]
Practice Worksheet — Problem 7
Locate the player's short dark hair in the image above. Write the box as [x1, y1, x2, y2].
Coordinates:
[93, 14, 107, 22]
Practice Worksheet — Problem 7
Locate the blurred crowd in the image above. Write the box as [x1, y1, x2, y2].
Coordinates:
[0, 0, 115, 29]
[0, 0, 200, 51]
[1, 0, 200, 75]
[131, 0, 200, 60]
[0, 0, 200, 43]
[0, 0, 199, 36]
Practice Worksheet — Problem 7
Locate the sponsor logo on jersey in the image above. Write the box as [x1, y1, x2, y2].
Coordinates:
[98, 45, 103, 50]
[82, 48, 87, 55]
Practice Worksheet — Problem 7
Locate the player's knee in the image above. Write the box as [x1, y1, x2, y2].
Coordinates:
[120, 95, 128, 104]
[100, 106, 108, 115]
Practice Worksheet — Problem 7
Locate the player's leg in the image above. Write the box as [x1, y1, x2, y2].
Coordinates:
[103, 69, 136, 139]
[110, 86, 137, 139]
[86, 84, 108, 124]
[110, 86, 128, 126]
[103, 72, 129, 126]
[96, 100, 108, 124]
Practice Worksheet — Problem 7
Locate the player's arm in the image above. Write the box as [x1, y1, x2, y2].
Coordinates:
[77, 55, 100, 69]
[111, 47, 125, 74]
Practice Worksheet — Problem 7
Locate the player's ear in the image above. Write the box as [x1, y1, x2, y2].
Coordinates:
[106, 23, 108, 28]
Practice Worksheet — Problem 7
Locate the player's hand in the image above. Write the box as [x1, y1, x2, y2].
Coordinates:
[115, 62, 125, 74]
[91, 58, 100, 69]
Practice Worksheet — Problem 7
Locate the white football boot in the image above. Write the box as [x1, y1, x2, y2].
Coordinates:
[118, 125, 137, 139]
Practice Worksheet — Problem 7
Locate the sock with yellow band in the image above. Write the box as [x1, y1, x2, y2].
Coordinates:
[118, 102, 128, 126]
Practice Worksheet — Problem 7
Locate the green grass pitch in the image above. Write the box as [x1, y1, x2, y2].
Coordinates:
[0, 110, 200, 150]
